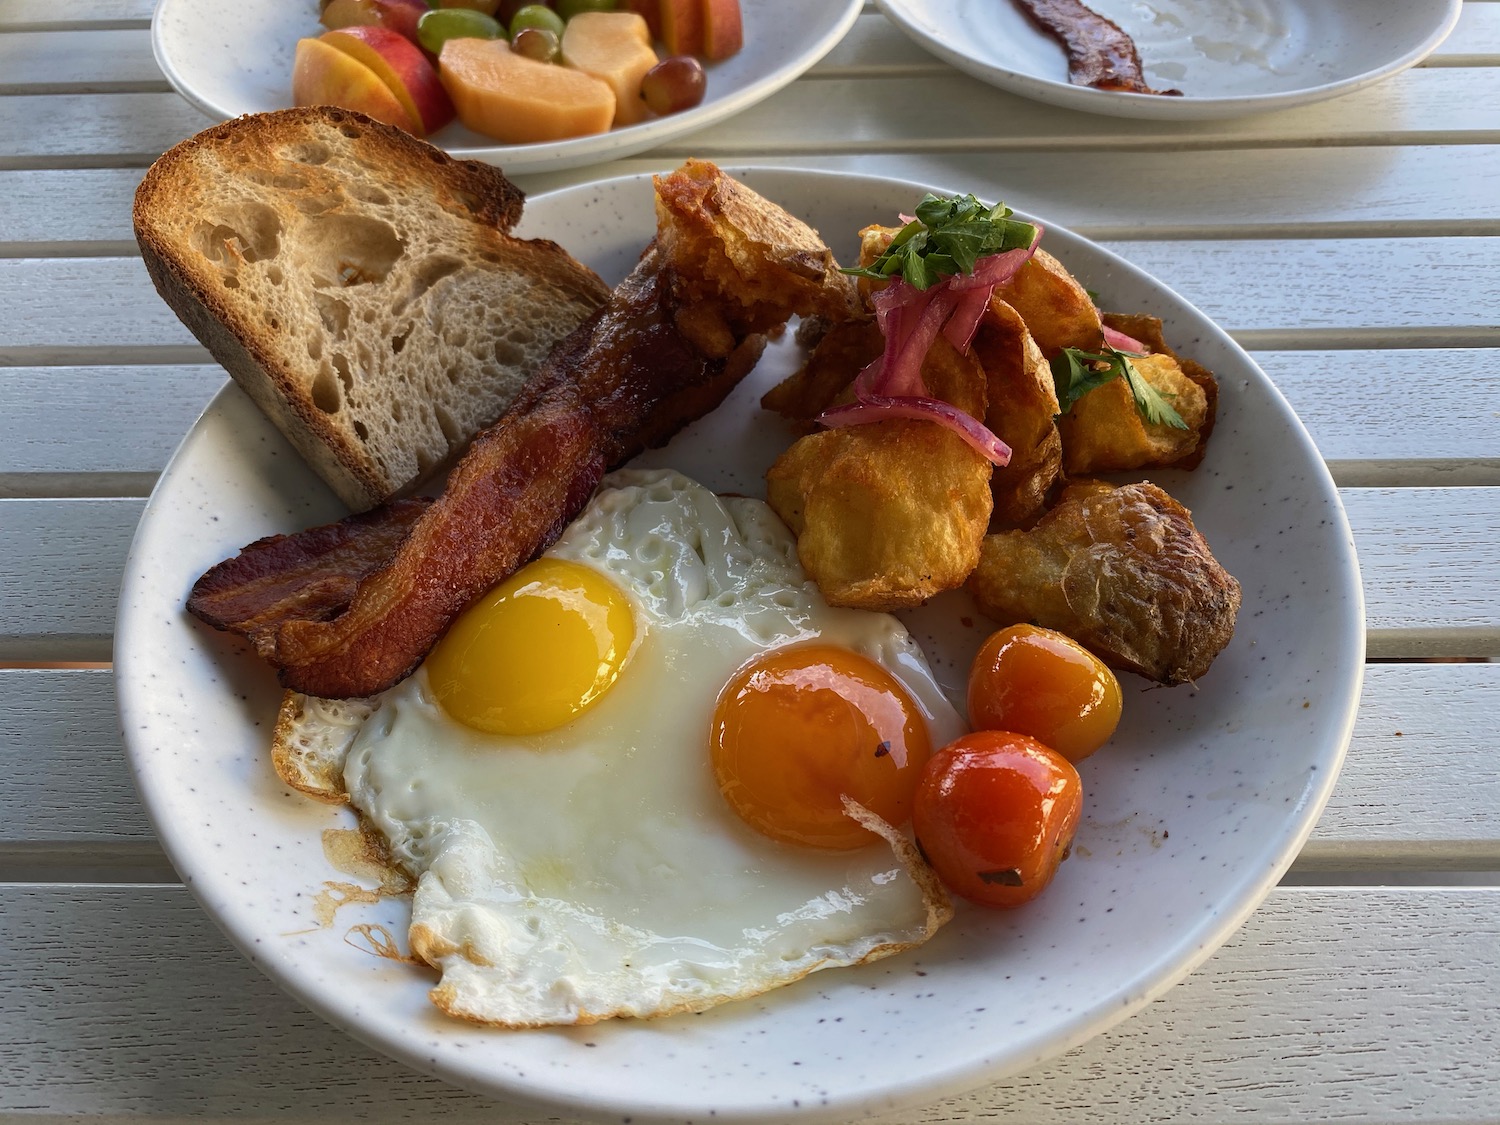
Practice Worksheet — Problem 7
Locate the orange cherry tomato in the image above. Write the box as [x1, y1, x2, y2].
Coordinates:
[967, 624, 1122, 762]
[912, 731, 1082, 909]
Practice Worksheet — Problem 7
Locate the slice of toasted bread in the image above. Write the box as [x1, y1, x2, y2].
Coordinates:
[134, 107, 610, 511]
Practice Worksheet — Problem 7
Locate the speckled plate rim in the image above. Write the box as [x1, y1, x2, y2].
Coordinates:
[150, 0, 862, 173]
[116, 165, 1365, 1124]
[875, 0, 1461, 120]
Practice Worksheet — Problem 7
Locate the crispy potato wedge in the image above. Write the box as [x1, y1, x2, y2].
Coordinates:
[968, 479, 1241, 685]
[971, 298, 1062, 526]
[1059, 351, 1208, 473]
[653, 160, 859, 356]
[767, 336, 992, 610]
[760, 316, 882, 422]
[993, 249, 1104, 357]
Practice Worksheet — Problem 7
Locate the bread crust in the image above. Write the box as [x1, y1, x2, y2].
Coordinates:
[134, 107, 608, 510]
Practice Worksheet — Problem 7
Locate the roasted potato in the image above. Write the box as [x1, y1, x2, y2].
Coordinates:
[766, 336, 992, 610]
[968, 479, 1241, 685]
[653, 160, 860, 354]
[992, 249, 1105, 357]
[970, 298, 1062, 526]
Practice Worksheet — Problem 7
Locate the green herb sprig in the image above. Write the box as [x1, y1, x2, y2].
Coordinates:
[842, 193, 1038, 291]
[1051, 346, 1189, 430]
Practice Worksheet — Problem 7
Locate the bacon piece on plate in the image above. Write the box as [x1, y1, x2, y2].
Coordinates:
[1011, 0, 1183, 96]
[190, 160, 848, 699]
[226, 246, 761, 699]
[187, 499, 430, 640]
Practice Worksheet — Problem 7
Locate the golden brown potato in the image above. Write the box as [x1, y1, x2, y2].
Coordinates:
[653, 159, 860, 349]
[1059, 351, 1208, 473]
[993, 249, 1104, 357]
[968, 480, 1241, 685]
[766, 336, 992, 610]
[970, 298, 1062, 526]
[760, 316, 882, 422]
[1103, 311, 1218, 469]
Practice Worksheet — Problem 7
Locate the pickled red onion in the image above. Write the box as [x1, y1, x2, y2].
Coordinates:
[1102, 324, 1147, 353]
[816, 232, 1041, 466]
[819, 396, 1013, 466]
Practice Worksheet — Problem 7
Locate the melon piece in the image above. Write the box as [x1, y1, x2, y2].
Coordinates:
[439, 37, 616, 144]
[560, 11, 660, 127]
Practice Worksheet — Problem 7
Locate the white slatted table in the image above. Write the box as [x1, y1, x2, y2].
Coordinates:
[3, 3, 1499, 1122]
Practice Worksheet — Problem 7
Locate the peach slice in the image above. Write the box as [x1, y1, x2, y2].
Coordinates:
[658, 0, 703, 56]
[320, 26, 455, 135]
[439, 37, 615, 144]
[561, 11, 659, 127]
[292, 36, 421, 134]
[701, 0, 742, 60]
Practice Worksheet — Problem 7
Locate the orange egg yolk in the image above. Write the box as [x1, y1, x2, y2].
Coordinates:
[710, 644, 933, 850]
[426, 557, 635, 735]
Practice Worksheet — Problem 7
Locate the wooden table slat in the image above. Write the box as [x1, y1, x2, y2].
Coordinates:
[0, 884, 1495, 1122]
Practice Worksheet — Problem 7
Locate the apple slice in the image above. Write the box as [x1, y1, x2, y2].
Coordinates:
[701, 0, 742, 60]
[320, 26, 455, 135]
[439, 37, 615, 144]
[620, 0, 663, 39]
[561, 11, 659, 127]
[292, 36, 421, 135]
[658, 0, 703, 56]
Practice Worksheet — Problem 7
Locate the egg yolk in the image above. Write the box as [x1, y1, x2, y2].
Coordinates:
[710, 644, 933, 850]
[426, 557, 635, 735]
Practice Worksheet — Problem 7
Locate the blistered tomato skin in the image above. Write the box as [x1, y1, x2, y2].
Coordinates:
[913, 731, 1083, 908]
[967, 624, 1122, 762]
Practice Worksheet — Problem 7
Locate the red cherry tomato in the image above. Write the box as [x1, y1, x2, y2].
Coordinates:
[967, 624, 1122, 762]
[912, 731, 1082, 908]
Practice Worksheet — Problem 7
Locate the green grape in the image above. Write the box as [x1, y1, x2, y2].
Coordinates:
[436, 0, 501, 14]
[510, 25, 560, 61]
[496, 0, 548, 23]
[508, 3, 566, 37]
[417, 6, 504, 53]
[555, 0, 615, 17]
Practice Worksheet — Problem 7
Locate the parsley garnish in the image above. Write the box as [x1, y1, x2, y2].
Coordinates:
[842, 193, 1038, 291]
[1051, 346, 1188, 430]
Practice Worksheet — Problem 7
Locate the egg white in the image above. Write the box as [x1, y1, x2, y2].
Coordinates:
[327, 469, 962, 1026]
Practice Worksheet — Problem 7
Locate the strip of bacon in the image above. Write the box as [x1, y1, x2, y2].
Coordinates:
[188, 498, 430, 639]
[211, 247, 762, 699]
[188, 161, 858, 700]
[1011, 0, 1183, 96]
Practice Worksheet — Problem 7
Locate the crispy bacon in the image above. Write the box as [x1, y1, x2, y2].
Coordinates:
[1012, 0, 1183, 96]
[188, 498, 430, 639]
[189, 161, 856, 700]
[193, 246, 765, 699]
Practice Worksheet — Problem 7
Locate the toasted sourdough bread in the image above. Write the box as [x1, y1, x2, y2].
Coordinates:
[134, 107, 611, 511]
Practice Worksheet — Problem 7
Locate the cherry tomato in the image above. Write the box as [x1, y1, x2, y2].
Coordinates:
[912, 731, 1082, 908]
[967, 624, 1122, 762]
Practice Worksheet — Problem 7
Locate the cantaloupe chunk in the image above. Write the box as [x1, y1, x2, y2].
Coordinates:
[439, 38, 615, 144]
[560, 11, 659, 127]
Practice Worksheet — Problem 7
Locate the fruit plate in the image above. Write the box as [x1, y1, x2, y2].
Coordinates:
[876, 0, 1461, 120]
[150, 0, 862, 174]
[116, 166, 1364, 1123]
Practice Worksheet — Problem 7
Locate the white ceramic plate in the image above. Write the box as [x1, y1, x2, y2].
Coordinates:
[116, 167, 1363, 1123]
[876, 0, 1460, 120]
[151, 0, 861, 173]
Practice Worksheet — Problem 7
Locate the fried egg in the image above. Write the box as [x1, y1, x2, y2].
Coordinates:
[301, 469, 963, 1026]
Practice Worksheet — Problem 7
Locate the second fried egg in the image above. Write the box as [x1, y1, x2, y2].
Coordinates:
[338, 469, 963, 1026]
